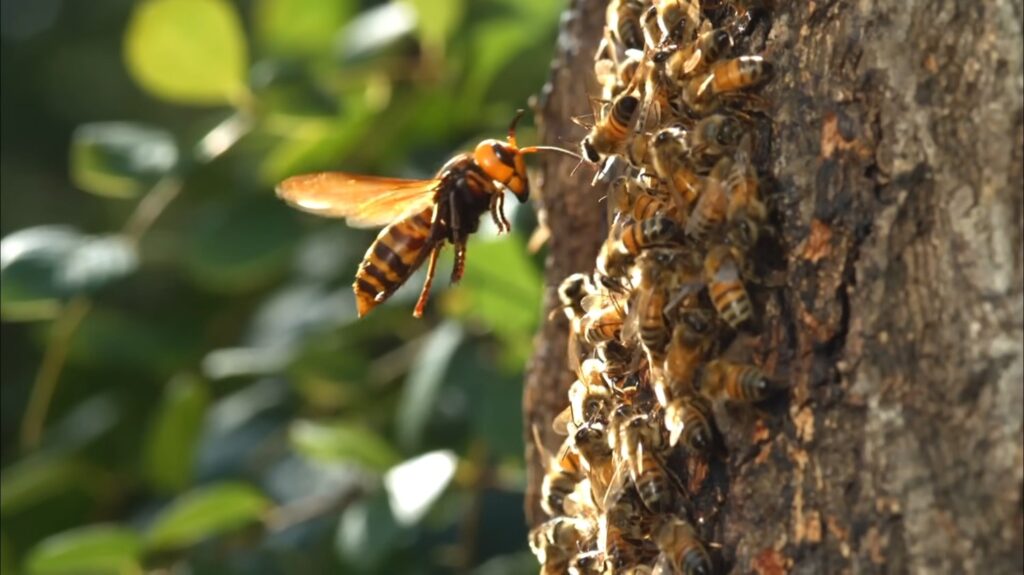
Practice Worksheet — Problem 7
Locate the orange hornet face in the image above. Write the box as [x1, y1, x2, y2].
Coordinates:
[473, 139, 530, 202]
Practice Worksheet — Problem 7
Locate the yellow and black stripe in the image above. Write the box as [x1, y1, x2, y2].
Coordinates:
[353, 207, 435, 317]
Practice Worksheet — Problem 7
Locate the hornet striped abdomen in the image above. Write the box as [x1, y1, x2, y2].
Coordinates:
[353, 207, 435, 318]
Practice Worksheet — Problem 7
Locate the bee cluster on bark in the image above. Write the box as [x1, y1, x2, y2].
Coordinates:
[529, 1, 785, 573]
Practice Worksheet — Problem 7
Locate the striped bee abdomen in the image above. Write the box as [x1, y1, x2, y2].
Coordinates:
[353, 207, 436, 317]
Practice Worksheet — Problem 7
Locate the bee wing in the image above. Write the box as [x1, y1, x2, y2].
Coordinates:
[276, 172, 441, 228]
[619, 284, 648, 345]
[712, 252, 742, 282]
[552, 405, 575, 436]
[601, 459, 631, 511]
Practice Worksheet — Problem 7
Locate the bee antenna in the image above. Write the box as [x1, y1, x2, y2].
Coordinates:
[520, 145, 583, 161]
[508, 109, 526, 146]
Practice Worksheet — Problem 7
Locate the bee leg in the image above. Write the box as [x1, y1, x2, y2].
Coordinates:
[413, 246, 442, 318]
[489, 191, 510, 233]
[450, 240, 467, 284]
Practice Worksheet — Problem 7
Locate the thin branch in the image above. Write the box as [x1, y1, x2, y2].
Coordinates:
[19, 296, 92, 451]
[20, 175, 183, 451]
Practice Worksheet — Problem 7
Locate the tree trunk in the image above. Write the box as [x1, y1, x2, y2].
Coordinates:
[523, 0, 1024, 573]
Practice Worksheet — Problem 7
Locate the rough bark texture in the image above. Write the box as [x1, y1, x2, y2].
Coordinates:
[524, 0, 1024, 573]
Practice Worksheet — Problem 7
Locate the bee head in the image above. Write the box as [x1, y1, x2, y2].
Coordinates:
[474, 139, 529, 202]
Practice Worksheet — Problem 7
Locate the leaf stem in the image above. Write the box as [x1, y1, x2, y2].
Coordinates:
[19, 296, 92, 451]
[20, 175, 183, 451]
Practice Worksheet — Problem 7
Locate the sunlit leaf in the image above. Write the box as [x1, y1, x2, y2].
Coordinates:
[0, 228, 137, 321]
[255, 0, 353, 57]
[144, 375, 210, 493]
[0, 226, 78, 321]
[193, 113, 253, 163]
[334, 2, 417, 61]
[290, 420, 400, 472]
[395, 322, 463, 450]
[70, 123, 178, 199]
[184, 197, 301, 293]
[383, 450, 457, 526]
[57, 235, 138, 295]
[24, 525, 141, 575]
[145, 482, 268, 550]
[124, 0, 248, 105]
[403, 0, 463, 53]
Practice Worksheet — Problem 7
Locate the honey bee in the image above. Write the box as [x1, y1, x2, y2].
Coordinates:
[611, 176, 676, 222]
[697, 358, 780, 403]
[704, 245, 752, 329]
[602, 472, 649, 540]
[688, 113, 746, 162]
[533, 426, 585, 517]
[656, 28, 731, 84]
[724, 151, 768, 250]
[569, 550, 608, 575]
[652, 517, 713, 575]
[530, 516, 596, 572]
[596, 234, 635, 290]
[597, 339, 638, 381]
[663, 394, 714, 452]
[616, 214, 685, 256]
[569, 419, 617, 502]
[555, 362, 613, 431]
[607, 0, 648, 51]
[679, 55, 773, 114]
[608, 408, 676, 514]
[604, 526, 654, 572]
[596, 48, 645, 101]
[655, 307, 716, 407]
[277, 112, 567, 318]
[641, 5, 663, 50]
[650, 126, 703, 213]
[577, 303, 627, 345]
[655, 0, 704, 44]
[559, 272, 598, 321]
[637, 283, 671, 364]
[581, 94, 642, 164]
[684, 157, 731, 244]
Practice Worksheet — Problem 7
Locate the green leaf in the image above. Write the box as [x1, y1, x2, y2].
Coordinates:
[24, 525, 141, 575]
[57, 236, 138, 295]
[448, 236, 541, 364]
[145, 482, 268, 550]
[68, 309, 193, 375]
[144, 375, 210, 493]
[0, 228, 137, 321]
[124, 0, 248, 105]
[184, 197, 301, 293]
[0, 455, 99, 516]
[403, 0, 463, 53]
[395, 322, 463, 450]
[0, 226, 78, 321]
[70, 123, 178, 199]
[290, 420, 400, 472]
[255, 0, 353, 57]
[462, 19, 538, 109]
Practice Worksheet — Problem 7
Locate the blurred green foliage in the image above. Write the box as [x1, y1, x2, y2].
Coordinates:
[0, 0, 563, 572]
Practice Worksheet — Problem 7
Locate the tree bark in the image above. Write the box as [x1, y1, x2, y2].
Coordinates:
[524, 0, 1024, 573]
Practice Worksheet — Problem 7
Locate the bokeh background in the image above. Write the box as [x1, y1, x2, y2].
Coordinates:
[0, 0, 564, 572]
